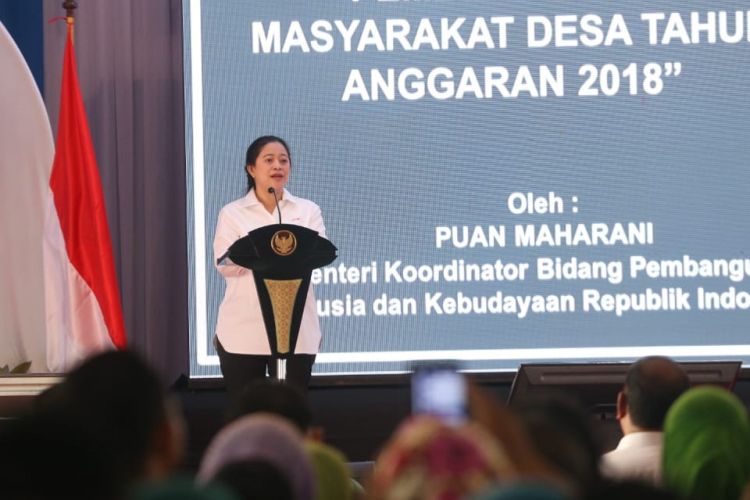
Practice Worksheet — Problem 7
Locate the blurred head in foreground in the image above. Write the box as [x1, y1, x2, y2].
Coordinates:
[368, 415, 513, 500]
[198, 413, 314, 500]
[663, 385, 750, 500]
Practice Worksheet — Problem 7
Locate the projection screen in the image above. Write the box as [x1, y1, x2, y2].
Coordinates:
[184, 0, 750, 378]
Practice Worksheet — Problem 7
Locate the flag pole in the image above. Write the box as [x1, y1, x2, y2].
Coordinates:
[63, 0, 76, 39]
[63, 0, 76, 19]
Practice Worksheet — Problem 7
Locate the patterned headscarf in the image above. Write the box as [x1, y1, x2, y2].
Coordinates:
[369, 416, 514, 500]
[663, 386, 750, 500]
[198, 413, 315, 500]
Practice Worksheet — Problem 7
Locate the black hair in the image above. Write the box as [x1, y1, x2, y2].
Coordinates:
[586, 479, 679, 500]
[245, 135, 291, 192]
[213, 460, 293, 500]
[624, 356, 689, 430]
[225, 379, 312, 433]
[513, 395, 603, 494]
[35, 350, 169, 485]
[0, 412, 123, 500]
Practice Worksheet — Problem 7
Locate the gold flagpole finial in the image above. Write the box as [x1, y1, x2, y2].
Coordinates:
[63, 0, 77, 23]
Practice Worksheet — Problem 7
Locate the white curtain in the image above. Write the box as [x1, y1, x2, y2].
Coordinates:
[0, 21, 55, 372]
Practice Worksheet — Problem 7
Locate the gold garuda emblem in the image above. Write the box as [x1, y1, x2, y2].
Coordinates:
[271, 230, 297, 256]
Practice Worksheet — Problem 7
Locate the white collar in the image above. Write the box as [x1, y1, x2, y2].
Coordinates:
[239, 187, 296, 208]
[616, 431, 663, 450]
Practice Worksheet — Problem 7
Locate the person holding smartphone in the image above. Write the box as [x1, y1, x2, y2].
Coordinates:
[213, 136, 326, 398]
[411, 364, 468, 424]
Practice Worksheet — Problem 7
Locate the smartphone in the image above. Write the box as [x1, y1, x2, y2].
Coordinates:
[411, 364, 468, 424]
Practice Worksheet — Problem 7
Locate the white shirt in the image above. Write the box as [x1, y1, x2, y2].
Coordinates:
[213, 188, 326, 355]
[600, 431, 663, 486]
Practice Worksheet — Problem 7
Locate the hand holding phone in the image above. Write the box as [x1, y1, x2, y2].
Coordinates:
[411, 365, 467, 424]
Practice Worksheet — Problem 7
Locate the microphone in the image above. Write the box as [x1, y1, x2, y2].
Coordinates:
[268, 187, 282, 224]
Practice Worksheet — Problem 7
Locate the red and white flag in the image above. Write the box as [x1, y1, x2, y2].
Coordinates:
[43, 20, 126, 371]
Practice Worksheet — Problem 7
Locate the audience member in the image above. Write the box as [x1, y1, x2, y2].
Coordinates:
[306, 440, 354, 500]
[225, 378, 312, 432]
[0, 411, 122, 500]
[224, 379, 363, 497]
[468, 383, 569, 490]
[512, 395, 602, 497]
[213, 460, 294, 500]
[600, 356, 689, 485]
[33, 350, 185, 488]
[585, 479, 679, 500]
[367, 415, 513, 500]
[663, 386, 750, 500]
[198, 413, 315, 500]
[472, 482, 569, 500]
[16, 349, 750, 500]
[131, 476, 240, 500]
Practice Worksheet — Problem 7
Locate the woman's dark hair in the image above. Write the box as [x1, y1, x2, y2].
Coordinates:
[512, 395, 603, 494]
[225, 379, 312, 432]
[245, 135, 291, 193]
[214, 460, 293, 500]
[34, 350, 168, 487]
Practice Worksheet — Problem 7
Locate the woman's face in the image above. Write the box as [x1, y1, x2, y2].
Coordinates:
[247, 141, 290, 195]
